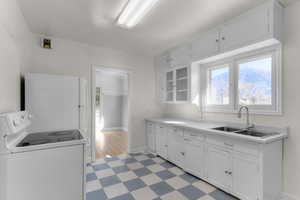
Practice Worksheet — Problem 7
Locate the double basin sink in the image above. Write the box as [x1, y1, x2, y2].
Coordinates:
[212, 126, 276, 138]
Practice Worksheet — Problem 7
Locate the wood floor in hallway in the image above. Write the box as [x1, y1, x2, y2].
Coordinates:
[95, 130, 128, 159]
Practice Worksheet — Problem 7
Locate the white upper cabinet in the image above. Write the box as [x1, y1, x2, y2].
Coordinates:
[156, 53, 171, 102]
[171, 0, 282, 63]
[157, 0, 283, 104]
[169, 45, 191, 68]
[219, 0, 282, 53]
[165, 67, 190, 103]
[191, 29, 220, 62]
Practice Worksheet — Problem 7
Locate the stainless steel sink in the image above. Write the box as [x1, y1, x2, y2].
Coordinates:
[234, 130, 275, 137]
[211, 126, 277, 138]
[212, 127, 241, 132]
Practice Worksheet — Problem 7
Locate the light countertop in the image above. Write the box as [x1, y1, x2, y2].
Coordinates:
[145, 118, 288, 144]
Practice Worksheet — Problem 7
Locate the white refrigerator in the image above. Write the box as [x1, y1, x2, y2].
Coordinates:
[25, 73, 87, 134]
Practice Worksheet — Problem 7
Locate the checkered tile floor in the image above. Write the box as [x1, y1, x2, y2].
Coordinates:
[86, 153, 239, 200]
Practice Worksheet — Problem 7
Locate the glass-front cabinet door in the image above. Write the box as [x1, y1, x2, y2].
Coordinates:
[175, 67, 188, 102]
[166, 71, 174, 102]
[165, 67, 189, 103]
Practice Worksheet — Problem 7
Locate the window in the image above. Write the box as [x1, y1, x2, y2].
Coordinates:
[207, 66, 230, 105]
[238, 56, 272, 105]
[202, 46, 281, 114]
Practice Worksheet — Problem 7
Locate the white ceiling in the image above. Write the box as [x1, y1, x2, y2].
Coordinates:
[17, 0, 295, 56]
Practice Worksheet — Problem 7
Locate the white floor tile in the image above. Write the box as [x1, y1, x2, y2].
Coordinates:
[160, 191, 188, 200]
[199, 195, 216, 200]
[134, 155, 149, 161]
[165, 176, 189, 190]
[86, 180, 102, 193]
[152, 157, 164, 164]
[103, 183, 128, 199]
[168, 167, 184, 176]
[127, 162, 144, 170]
[193, 180, 216, 194]
[131, 187, 158, 200]
[95, 168, 115, 179]
[140, 174, 162, 186]
[107, 160, 124, 168]
[117, 171, 138, 182]
[147, 164, 165, 173]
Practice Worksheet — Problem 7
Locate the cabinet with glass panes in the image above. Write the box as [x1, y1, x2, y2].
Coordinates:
[165, 67, 190, 103]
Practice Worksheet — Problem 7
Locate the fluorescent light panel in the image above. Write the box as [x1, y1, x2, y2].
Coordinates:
[117, 0, 159, 28]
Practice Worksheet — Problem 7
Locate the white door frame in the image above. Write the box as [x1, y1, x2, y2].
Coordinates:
[91, 65, 132, 162]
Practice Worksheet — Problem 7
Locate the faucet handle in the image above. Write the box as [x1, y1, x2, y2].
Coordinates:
[247, 124, 255, 130]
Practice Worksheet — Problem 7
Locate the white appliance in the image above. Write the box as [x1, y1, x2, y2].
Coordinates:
[0, 111, 87, 200]
[25, 73, 87, 133]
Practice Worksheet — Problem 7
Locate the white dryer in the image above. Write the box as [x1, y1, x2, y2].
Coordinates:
[0, 111, 87, 200]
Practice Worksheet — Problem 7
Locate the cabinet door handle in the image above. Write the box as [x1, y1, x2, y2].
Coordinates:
[222, 36, 225, 40]
[224, 142, 234, 147]
[216, 39, 219, 42]
[228, 171, 232, 175]
[225, 170, 228, 174]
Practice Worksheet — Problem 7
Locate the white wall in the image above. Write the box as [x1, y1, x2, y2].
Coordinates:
[96, 71, 128, 95]
[0, 0, 34, 113]
[160, 2, 300, 199]
[24, 35, 162, 155]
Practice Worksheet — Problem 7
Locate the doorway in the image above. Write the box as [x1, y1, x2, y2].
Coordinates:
[91, 66, 130, 161]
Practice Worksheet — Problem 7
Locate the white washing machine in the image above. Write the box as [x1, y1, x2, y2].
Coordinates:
[0, 111, 87, 200]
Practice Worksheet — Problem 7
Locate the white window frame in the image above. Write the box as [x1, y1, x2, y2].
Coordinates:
[200, 45, 282, 115]
[203, 63, 235, 112]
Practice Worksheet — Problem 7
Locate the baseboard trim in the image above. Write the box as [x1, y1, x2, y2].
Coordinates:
[281, 193, 299, 200]
[129, 146, 146, 154]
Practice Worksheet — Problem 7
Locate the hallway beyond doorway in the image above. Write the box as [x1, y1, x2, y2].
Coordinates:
[95, 130, 128, 159]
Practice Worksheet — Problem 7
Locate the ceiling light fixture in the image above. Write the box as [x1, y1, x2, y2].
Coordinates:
[117, 0, 160, 28]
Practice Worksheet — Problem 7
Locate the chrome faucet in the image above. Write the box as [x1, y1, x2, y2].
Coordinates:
[238, 106, 254, 130]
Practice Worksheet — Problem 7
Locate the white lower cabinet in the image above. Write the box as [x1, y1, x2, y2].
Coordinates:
[146, 121, 283, 200]
[206, 145, 233, 191]
[233, 153, 260, 200]
[184, 139, 204, 178]
[155, 124, 168, 159]
[146, 122, 156, 153]
[167, 127, 185, 168]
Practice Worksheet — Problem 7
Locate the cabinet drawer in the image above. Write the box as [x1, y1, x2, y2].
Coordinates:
[207, 135, 234, 149]
[207, 135, 259, 156]
[184, 130, 205, 142]
[168, 127, 184, 137]
[234, 141, 259, 156]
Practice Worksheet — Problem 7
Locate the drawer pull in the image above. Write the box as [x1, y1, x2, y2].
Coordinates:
[225, 170, 232, 175]
[224, 142, 234, 147]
